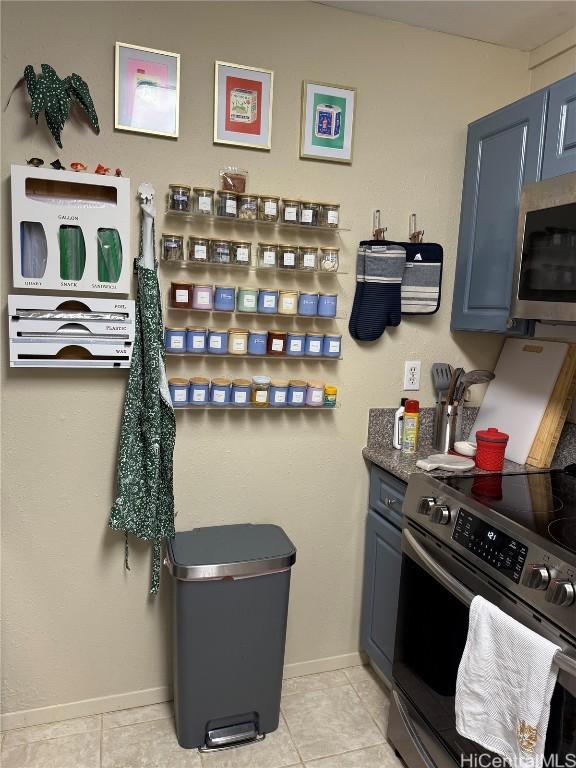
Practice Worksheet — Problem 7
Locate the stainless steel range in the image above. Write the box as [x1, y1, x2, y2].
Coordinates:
[388, 468, 576, 768]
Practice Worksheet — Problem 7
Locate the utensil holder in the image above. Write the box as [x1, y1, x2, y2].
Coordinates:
[433, 403, 462, 453]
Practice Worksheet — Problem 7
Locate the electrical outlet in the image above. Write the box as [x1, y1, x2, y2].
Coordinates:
[403, 360, 421, 391]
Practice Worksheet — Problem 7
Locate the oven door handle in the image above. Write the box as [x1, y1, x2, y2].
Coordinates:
[392, 689, 436, 768]
[403, 529, 576, 680]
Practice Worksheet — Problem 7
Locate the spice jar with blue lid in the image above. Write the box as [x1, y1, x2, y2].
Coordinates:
[169, 378, 189, 407]
[257, 288, 279, 314]
[286, 332, 306, 356]
[207, 329, 228, 355]
[189, 377, 210, 405]
[322, 334, 342, 358]
[248, 331, 268, 355]
[318, 293, 337, 318]
[305, 333, 324, 357]
[298, 292, 319, 316]
[210, 378, 232, 405]
[214, 285, 235, 312]
[164, 327, 187, 353]
[270, 379, 289, 407]
[287, 379, 307, 407]
[186, 327, 207, 353]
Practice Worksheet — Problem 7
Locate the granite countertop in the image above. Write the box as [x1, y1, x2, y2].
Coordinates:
[364, 407, 573, 484]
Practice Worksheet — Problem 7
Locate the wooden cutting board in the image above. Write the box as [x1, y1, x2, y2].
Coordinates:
[471, 339, 569, 465]
[526, 343, 576, 468]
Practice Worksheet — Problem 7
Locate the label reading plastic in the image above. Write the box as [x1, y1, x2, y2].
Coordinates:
[263, 295, 276, 308]
[329, 340, 340, 353]
[210, 337, 222, 349]
[198, 196, 211, 212]
[309, 340, 321, 353]
[174, 389, 187, 402]
[243, 295, 256, 308]
[263, 251, 276, 265]
[301, 209, 313, 223]
[303, 254, 316, 268]
[213, 390, 226, 403]
[274, 391, 286, 403]
[193, 389, 206, 402]
[234, 391, 247, 404]
[171, 337, 184, 349]
[236, 247, 249, 262]
[255, 390, 268, 403]
[192, 336, 205, 349]
[327, 210, 339, 225]
[194, 245, 207, 259]
[283, 252, 295, 266]
[284, 207, 297, 221]
[175, 289, 189, 303]
[264, 200, 277, 216]
[291, 391, 304, 404]
[226, 199, 237, 214]
[290, 339, 302, 352]
[272, 339, 284, 352]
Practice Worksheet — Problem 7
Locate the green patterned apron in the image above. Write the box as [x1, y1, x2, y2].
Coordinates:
[109, 219, 175, 594]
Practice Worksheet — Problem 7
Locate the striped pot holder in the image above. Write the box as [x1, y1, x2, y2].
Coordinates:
[383, 240, 444, 315]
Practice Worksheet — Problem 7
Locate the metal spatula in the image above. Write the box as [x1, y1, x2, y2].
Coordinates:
[431, 363, 452, 403]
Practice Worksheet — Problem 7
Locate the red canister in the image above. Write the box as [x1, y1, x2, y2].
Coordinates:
[475, 427, 509, 471]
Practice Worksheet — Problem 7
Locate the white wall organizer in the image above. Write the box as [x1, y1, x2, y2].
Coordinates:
[11, 165, 131, 294]
[8, 295, 135, 368]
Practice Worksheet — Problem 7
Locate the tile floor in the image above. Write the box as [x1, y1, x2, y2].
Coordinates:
[1, 665, 402, 768]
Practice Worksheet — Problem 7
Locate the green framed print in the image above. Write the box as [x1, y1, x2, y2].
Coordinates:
[300, 81, 356, 163]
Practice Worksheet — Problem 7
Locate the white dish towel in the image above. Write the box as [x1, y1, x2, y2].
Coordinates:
[455, 596, 560, 768]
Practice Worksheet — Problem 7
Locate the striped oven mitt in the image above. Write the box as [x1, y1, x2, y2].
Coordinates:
[383, 240, 444, 315]
[349, 242, 406, 342]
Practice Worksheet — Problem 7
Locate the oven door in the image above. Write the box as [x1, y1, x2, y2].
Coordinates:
[390, 522, 576, 768]
[511, 172, 576, 322]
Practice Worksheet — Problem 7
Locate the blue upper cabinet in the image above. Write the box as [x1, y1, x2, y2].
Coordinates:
[542, 74, 576, 180]
[451, 90, 547, 333]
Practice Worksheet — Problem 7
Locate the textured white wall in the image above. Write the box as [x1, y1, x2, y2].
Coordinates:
[1, 1, 530, 722]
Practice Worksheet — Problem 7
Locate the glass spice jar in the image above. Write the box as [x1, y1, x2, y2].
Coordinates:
[258, 195, 280, 222]
[170, 281, 193, 309]
[168, 184, 191, 212]
[318, 203, 340, 228]
[193, 187, 214, 215]
[279, 244, 298, 270]
[298, 246, 318, 271]
[231, 241, 251, 266]
[267, 331, 287, 356]
[228, 328, 249, 355]
[300, 201, 319, 226]
[282, 199, 300, 224]
[210, 239, 231, 264]
[162, 233, 184, 261]
[320, 247, 339, 272]
[188, 236, 209, 263]
[278, 290, 298, 315]
[217, 190, 237, 218]
[251, 375, 271, 407]
[238, 194, 258, 220]
[258, 242, 278, 269]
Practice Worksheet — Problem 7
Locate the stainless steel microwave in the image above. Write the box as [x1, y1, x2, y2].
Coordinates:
[511, 171, 576, 323]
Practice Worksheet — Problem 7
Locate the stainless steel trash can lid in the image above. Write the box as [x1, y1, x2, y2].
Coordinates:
[165, 524, 296, 581]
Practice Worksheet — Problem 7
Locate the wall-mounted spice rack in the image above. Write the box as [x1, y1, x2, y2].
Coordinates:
[165, 210, 349, 233]
[166, 306, 343, 321]
[161, 258, 347, 277]
[173, 404, 339, 411]
[166, 352, 342, 361]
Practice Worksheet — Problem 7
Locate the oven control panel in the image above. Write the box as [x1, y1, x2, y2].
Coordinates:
[452, 509, 528, 583]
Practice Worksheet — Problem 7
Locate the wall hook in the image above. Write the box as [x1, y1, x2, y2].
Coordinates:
[373, 210, 387, 240]
[409, 213, 424, 243]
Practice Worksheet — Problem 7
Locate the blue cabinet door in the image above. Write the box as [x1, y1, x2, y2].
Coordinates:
[542, 74, 576, 180]
[451, 91, 547, 333]
[360, 509, 402, 681]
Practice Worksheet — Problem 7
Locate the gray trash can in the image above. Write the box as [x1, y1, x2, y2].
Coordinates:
[166, 523, 296, 750]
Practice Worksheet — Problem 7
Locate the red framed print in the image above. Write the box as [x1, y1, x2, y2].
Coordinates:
[214, 61, 273, 150]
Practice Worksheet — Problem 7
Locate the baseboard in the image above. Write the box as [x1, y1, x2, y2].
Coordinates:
[1, 651, 365, 732]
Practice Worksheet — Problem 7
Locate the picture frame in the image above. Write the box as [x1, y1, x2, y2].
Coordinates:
[213, 61, 274, 150]
[300, 81, 356, 164]
[115, 42, 180, 138]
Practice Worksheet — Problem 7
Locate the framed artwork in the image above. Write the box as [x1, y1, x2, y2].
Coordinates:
[300, 81, 356, 164]
[214, 61, 273, 150]
[115, 42, 180, 138]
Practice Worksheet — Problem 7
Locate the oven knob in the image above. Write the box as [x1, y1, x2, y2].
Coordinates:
[429, 504, 451, 525]
[522, 564, 550, 590]
[545, 579, 575, 607]
[417, 497, 436, 516]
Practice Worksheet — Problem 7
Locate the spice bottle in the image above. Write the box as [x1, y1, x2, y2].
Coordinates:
[401, 400, 420, 454]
